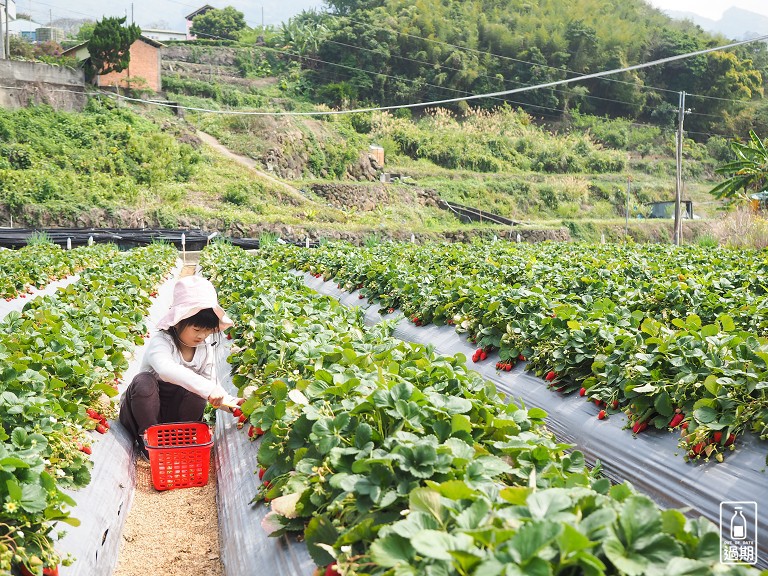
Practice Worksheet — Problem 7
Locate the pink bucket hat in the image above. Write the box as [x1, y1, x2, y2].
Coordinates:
[156, 276, 233, 331]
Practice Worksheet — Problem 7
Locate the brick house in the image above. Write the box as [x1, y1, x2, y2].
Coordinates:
[62, 35, 164, 93]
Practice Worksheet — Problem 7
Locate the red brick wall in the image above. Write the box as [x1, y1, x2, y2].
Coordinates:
[98, 40, 161, 93]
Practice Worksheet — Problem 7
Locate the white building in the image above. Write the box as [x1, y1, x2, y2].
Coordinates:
[142, 28, 187, 42]
[7, 17, 40, 38]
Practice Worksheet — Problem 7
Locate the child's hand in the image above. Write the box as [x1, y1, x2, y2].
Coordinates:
[207, 385, 227, 408]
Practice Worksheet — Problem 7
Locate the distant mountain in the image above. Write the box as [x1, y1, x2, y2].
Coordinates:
[663, 6, 768, 40]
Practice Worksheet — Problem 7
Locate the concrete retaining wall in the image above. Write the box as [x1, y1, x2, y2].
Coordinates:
[0, 60, 87, 111]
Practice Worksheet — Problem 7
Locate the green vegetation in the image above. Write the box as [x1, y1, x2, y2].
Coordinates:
[84, 16, 142, 80]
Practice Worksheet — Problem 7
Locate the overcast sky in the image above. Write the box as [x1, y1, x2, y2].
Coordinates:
[645, 0, 768, 20]
[20, 0, 768, 31]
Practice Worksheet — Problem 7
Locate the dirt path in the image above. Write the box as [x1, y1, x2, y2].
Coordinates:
[195, 130, 309, 205]
[114, 264, 223, 576]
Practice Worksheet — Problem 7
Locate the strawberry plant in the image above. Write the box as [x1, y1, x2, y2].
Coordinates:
[200, 242, 763, 576]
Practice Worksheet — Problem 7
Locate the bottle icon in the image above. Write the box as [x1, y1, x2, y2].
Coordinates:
[730, 507, 747, 540]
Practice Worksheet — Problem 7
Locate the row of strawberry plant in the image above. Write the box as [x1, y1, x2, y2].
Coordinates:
[0, 241, 113, 300]
[0, 242, 177, 575]
[200, 242, 759, 576]
[266, 241, 768, 463]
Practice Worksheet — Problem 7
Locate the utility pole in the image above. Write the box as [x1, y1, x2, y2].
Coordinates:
[0, 1, 5, 60]
[625, 175, 632, 239]
[4, 0, 9, 58]
[673, 91, 686, 246]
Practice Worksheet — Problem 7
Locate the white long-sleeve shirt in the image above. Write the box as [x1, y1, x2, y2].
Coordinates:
[140, 331, 217, 398]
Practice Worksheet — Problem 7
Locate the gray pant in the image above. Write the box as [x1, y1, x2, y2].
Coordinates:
[119, 371, 207, 450]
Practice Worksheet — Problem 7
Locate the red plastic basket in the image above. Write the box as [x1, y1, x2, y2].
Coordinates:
[144, 422, 213, 491]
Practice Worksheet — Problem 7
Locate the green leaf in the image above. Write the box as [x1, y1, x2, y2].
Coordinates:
[558, 523, 593, 557]
[507, 520, 562, 563]
[693, 406, 717, 424]
[370, 534, 415, 568]
[451, 413, 472, 434]
[411, 530, 471, 561]
[304, 514, 339, 566]
[409, 488, 443, 521]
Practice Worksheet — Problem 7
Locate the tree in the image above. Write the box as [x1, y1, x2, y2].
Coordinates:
[84, 16, 141, 81]
[190, 7, 247, 41]
[710, 131, 768, 202]
[74, 21, 96, 42]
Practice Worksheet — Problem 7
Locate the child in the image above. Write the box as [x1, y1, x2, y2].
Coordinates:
[119, 275, 239, 458]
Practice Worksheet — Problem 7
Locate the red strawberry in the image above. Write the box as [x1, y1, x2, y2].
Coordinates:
[518, 354, 526, 361]
[239, 414, 247, 423]
[713, 431, 723, 444]
[579, 387, 586, 397]
[681, 422, 689, 430]
[227, 333, 233, 340]
[258, 467, 266, 480]
[597, 410, 606, 420]
[86, 408, 100, 420]
[611, 400, 619, 409]
[232, 408, 243, 418]
[325, 563, 340, 576]
[725, 433, 736, 446]
[248, 425, 256, 438]
[691, 441, 706, 455]
[505, 363, 512, 371]
[668, 413, 685, 428]
[545, 371, 557, 381]
[632, 421, 648, 434]
[44, 567, 59, 576]
[263, 480, 271, 489]
[95, 423, 108, 434]
[255, 427, 264, 435]
[479, 351, 487, 361]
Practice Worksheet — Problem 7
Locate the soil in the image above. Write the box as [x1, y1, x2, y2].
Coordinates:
[113, 264, 223, 576]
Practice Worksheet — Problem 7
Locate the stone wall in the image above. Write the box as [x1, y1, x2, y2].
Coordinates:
[309, 183, 446, 212]
[0, 60, 86, 111]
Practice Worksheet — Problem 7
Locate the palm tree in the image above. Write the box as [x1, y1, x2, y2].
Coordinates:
[710, 131, 768, 202]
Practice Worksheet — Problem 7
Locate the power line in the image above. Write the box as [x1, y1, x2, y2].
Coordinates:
[109, 34, 768, 117]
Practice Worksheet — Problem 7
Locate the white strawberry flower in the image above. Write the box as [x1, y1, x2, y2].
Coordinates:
[270, 492, 302, 519]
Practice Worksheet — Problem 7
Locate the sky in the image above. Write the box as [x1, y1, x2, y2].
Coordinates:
[646, 0, 768, 20]
[18, 0, 768, 31]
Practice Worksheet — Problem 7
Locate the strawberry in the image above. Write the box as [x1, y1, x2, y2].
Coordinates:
[263, 480, 271, 489]
[95, 423, 108, 434]
[239, 414, 247, 423]
[712, 431, 723, 444]
[86, 408, 101, 420]
[681, 421, 689, 430]
[255, 427, 264, 435]
[479, 351, 487, 361]
[611, 400, 619, 409]
[725, 433, 736, 446]
[505, 363, 513, 371]
[545, 371, 557, 381]
[258, 468, 266, 480]
[248, 425, 256, 438]
[232, 408, 243, 418]
[325, 563, 340, 576]
[518, 354, 526, 361]
[668, 413, 685, 428]
[227, 333, 233, 340]
[597, 410, 606, 420]
[579, 387, 586, 397]
[691, 441, 706, 455]
[632, 421, 648, 434]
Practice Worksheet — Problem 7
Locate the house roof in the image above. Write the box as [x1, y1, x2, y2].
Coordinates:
[185, 4, 215, 20]
[62, 34, 165, 58]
